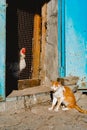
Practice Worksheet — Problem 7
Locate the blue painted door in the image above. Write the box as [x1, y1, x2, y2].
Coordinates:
[0, 0, 6, 101]
[58, 0, 87, 89]
[65, 0, 87, 78]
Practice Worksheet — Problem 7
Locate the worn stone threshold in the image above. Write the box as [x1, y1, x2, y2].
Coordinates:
[7, 85, 51, 98]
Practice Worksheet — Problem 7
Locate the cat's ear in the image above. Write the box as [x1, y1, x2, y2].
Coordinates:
[57, 78, 60, 82]
[57, 78, 61, 83]
[57, 78, 64, 85]
[58, 81, 61, 85]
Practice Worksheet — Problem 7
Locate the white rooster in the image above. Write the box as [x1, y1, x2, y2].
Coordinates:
[19, 48, 26, 72]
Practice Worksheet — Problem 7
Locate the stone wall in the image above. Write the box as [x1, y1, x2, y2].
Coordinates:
[42, 0, 58, 85]
[46, 0, 58, 84]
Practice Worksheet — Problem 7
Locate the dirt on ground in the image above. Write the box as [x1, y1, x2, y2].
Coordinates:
[0, 93, 87, 130]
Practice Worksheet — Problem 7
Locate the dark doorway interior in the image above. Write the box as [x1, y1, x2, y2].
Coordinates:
[6, 1, 19, 96]
[6, 0, 41, 96]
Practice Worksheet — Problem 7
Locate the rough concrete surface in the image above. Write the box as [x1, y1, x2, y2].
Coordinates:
[0, 93, 87, 130]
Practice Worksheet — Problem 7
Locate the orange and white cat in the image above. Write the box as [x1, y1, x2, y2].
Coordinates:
[48, 81, 87, 114]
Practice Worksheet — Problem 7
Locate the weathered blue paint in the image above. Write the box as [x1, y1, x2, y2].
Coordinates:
[65, 0, 87, 76]
[58, 0, 87, 89]
[58, 0, 65, 77]
[65, 0, 87, 89]
[0, 0, 6, 101]
[61, 0, 65, 77]
[58, 0, 62, 77]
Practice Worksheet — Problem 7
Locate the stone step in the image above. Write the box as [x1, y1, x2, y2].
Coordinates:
[7, 85, 51, 98]
[0, 86, 51, 112]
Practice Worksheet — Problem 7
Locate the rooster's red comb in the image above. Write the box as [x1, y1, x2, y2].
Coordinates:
[20, 48, 26, 54]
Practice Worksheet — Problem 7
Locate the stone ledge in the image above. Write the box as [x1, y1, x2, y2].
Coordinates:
[0, 93, 50, 112]
[7, 85, 51, 98]
[0, 86, 51, 112]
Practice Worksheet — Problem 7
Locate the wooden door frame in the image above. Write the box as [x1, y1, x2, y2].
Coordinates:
[40, 3, 47, 83]
[32, 14, 41, 79]
[32, 3, 47, 81]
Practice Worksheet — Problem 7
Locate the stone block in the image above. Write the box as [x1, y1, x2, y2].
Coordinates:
[57, 76, 79, 86]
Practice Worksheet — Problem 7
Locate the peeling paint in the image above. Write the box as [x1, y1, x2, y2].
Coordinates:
[0, 0, 6, 101]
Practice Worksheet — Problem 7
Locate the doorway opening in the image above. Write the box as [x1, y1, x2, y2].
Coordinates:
[6, 0, 42, 96]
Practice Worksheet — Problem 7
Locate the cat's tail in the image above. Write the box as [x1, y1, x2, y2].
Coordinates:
[74, 104, 87, 114]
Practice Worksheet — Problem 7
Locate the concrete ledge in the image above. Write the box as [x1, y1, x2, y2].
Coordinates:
[7, 85, 51, 98]
[0, 86, 51, 112]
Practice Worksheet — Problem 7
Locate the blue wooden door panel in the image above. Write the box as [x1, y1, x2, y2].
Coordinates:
[58, 0, 87, 89]
[0, 0, 6, 101]
[65, 0, 87, 89]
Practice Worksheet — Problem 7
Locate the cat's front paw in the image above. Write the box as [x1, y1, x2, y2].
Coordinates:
[62, 107, 69, 111]
[54, 108, 59, 112]
[48, 107, 53, 111]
